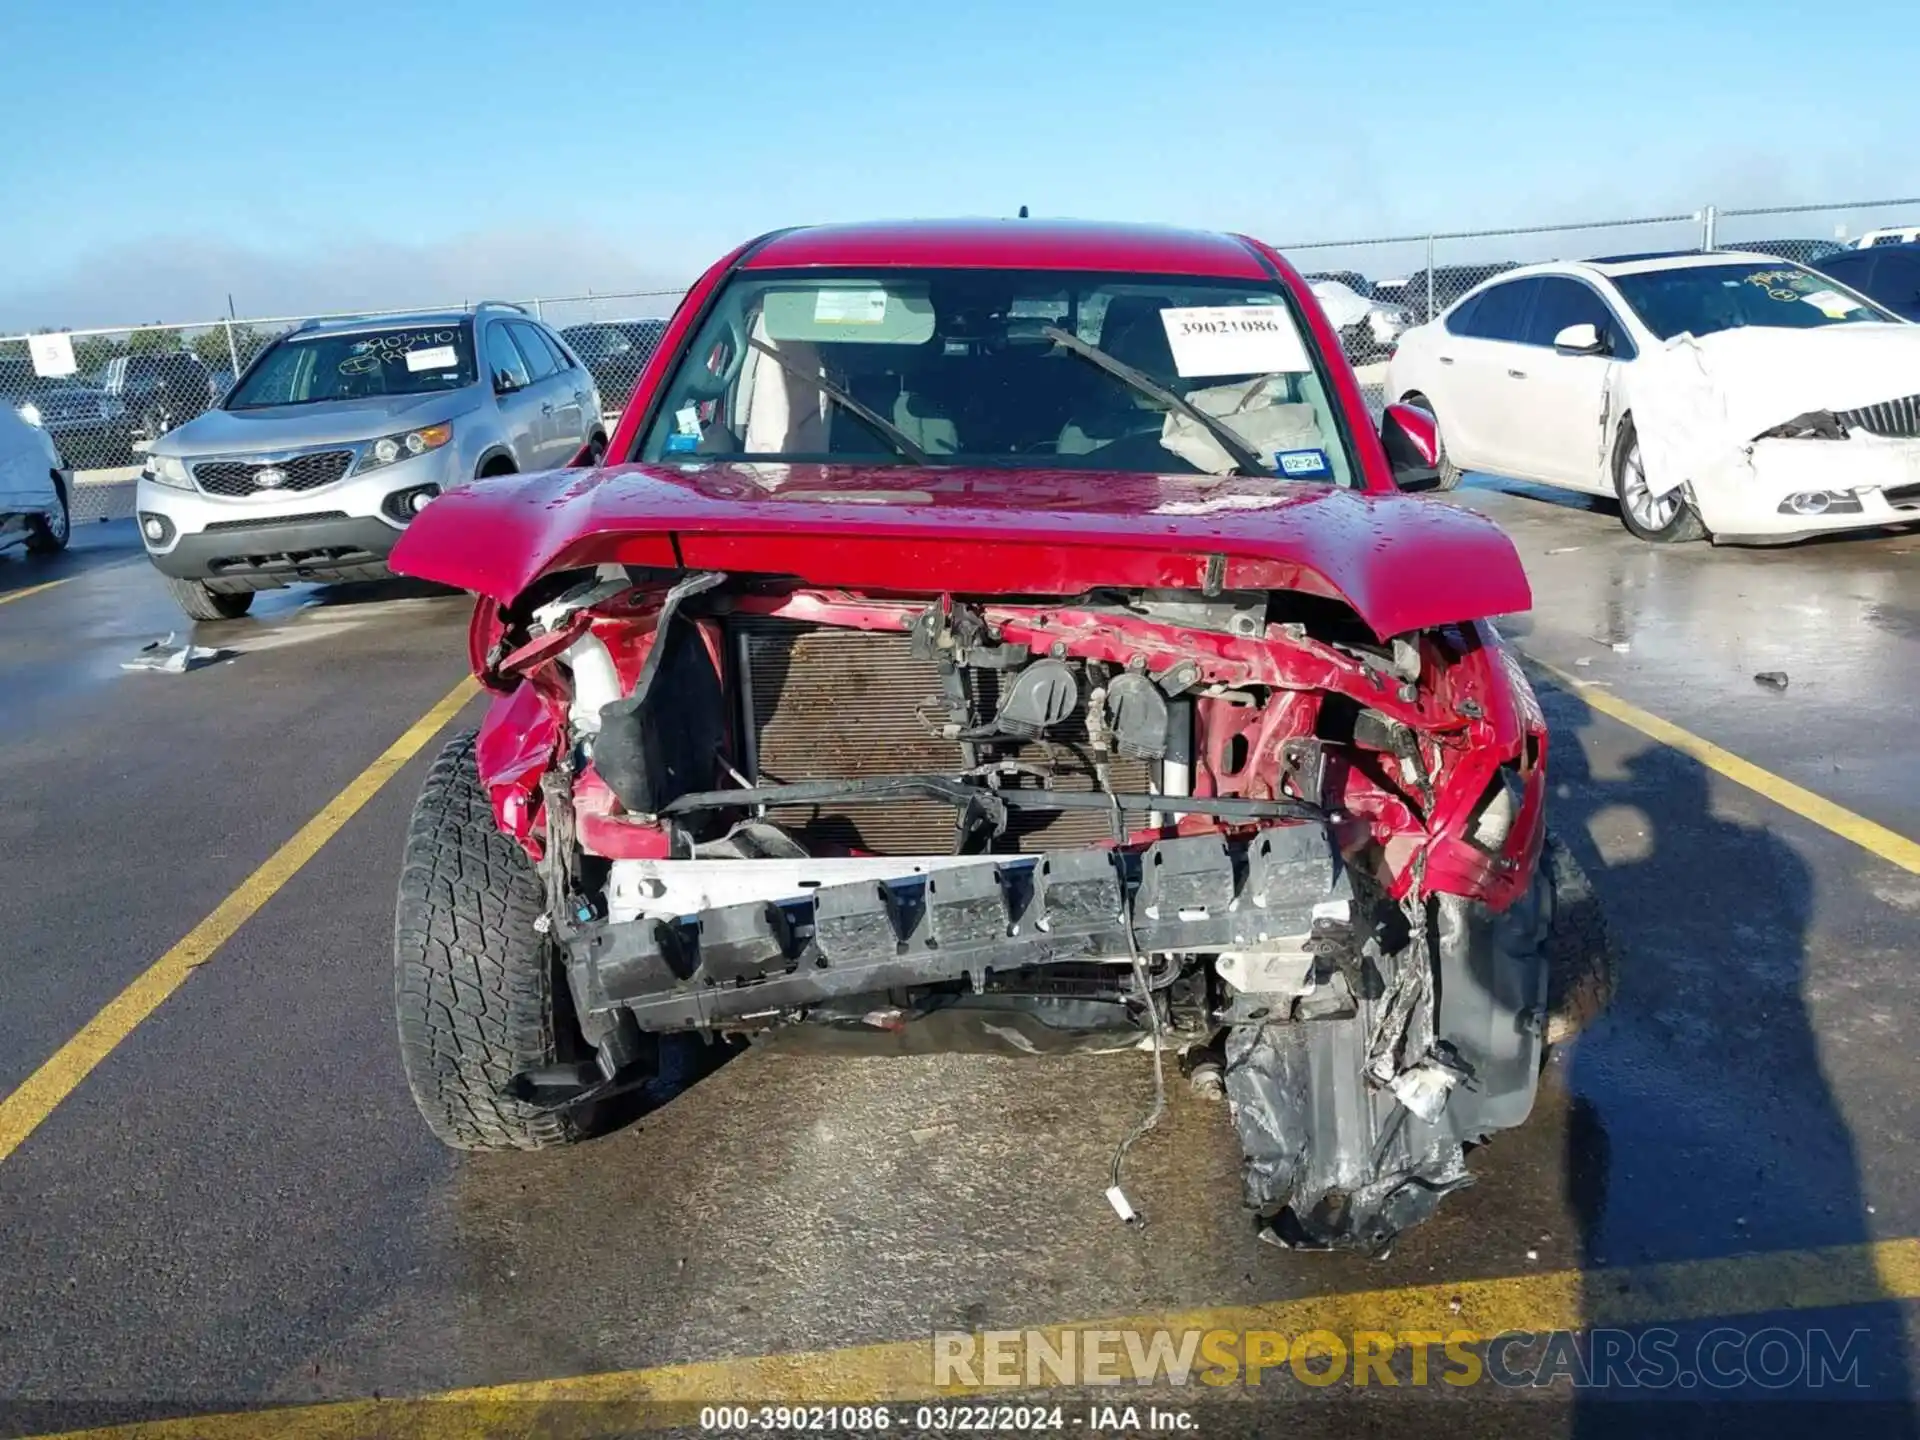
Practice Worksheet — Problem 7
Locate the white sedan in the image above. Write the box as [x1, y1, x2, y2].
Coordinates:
[1386, 251, 1920, 543]
[1308, 278, 1412, 361]
[0, 402, 71, 559]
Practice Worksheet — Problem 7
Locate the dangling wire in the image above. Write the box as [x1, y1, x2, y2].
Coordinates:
[1105, 791, 1167, 1227]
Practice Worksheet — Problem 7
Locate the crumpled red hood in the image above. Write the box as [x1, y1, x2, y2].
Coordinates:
[392, 463, 1531, 639]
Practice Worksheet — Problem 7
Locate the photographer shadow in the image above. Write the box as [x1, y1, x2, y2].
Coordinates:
[1539, 681, 1916, 1436]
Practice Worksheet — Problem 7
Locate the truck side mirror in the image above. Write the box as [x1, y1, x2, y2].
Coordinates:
[1380, 401, 1439, 488]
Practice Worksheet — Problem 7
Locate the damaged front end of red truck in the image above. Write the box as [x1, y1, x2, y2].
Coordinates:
[390, 463, 1608, 1252]
[387, 221, 1610, 1251]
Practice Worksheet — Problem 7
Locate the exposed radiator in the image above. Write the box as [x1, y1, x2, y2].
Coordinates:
[731, 618, 1149, 855]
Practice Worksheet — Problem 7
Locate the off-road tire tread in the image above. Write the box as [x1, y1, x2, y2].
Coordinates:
[165, 575, 253, 620]
[1543, 833, 1616, 1045]
[393, 729, 585, 1151]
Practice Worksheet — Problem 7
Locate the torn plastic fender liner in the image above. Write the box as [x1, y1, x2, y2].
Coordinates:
[563, 827, 1349, 1031]
[1224, 846, 1554, 1252]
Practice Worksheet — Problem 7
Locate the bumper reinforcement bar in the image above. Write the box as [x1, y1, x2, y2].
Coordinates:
[565, 826, 1351, 1030]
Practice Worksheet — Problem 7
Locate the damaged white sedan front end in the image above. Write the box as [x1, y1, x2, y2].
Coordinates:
[1621, 305, 1920, 543]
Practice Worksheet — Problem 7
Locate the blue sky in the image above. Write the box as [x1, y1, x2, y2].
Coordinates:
[2, 0, 1917, 328]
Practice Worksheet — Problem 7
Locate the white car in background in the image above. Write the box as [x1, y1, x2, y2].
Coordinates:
[1307, 277, 1412, 361]
[1386, 251, 1920, 543]
[0, 402, 72, 559]
[1854, 226, 1920, 249]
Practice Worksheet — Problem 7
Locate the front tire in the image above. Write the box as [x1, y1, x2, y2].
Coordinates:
[165, 575, 253, 621]
[394, 730, 599, 1151]
[25, 472, 70, 554]
[1612, 417, 1706, 543]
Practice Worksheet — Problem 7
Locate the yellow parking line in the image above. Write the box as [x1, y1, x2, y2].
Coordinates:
[0, 576, 71, 607]
[24, 1236, 1920, 1437]
[1527, 656, 1920, 876]
[0, 676, 479, 1166]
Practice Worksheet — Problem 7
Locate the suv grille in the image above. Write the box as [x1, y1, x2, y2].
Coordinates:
[194, 450, 355, 497]
[1836, 395, 1920, 438]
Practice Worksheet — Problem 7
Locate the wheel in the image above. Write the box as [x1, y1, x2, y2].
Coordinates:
[394, 730, 603, 1151]
[1401, 395, 1464, 490]
[1433, 417, 1465, 491]
[1612, 417, 1706, 543]
[25, 472, 70, 554]
[164, 575, 253, 621]
[1542, 833, 1616, 1046]
[585, 433, 607, 466]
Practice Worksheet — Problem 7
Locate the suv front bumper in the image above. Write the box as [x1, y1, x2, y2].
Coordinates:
[140, 509, 406, 587]
[136, 450, 446, 587]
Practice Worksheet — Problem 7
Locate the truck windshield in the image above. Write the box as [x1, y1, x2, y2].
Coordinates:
[226, 324, 476, 408]
[636, 269, 1357, 486]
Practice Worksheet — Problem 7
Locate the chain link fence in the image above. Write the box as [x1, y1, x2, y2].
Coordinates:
[7, 196, 1920, 520]
[0, 289, 683, 522]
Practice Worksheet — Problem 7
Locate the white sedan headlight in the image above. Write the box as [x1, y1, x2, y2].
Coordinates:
[142, 453, 193, 489]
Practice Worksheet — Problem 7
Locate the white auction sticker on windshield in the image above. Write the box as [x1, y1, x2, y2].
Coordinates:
[1159, 305, 1310, 377]
[405, 345, 458, 372]
[1799, 289, 1856, 319]
[813, 290, 889, 324]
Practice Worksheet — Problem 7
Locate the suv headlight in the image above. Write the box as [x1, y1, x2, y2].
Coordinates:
[142, 453, 192, 489]
[15, 402, 42, 428]
[354, 422, 453, 474]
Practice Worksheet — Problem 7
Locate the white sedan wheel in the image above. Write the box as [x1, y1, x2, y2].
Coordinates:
[1619, 439, 1682, 532]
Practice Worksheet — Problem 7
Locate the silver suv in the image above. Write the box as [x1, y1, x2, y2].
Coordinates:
[136, 302, 605, 620]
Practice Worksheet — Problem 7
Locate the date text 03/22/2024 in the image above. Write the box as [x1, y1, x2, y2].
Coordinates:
[698, 1404, 1197, 1432]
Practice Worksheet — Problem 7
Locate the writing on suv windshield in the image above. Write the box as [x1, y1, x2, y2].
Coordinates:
[1611, 262, 1890, 341]
[637, 269, 1356, 486]
[227, 325, 476, 408]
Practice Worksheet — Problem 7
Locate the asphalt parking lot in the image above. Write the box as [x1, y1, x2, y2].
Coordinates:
[2, 484, 1918, 1438]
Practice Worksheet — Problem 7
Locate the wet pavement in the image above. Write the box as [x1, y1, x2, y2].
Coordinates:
[0, 495, 1917, 1436]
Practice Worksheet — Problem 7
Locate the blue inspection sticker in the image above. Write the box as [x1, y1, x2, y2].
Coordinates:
[665, 433, 699, 454]
[1274, 448, 1331, 477]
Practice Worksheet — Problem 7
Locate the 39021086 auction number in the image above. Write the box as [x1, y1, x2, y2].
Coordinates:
[698, 1405, 1069, 1431]
[700, 1406, 898, 1431]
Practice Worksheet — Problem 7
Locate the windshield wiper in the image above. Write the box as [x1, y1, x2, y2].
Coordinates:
[1040, 324, 1269, 478]
[745, 338, 931, 466]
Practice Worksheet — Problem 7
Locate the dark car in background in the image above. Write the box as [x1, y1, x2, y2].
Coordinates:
[96, 352, 215, 442]
[1374, 262, 1519, 324]
[558, 319, 666, 412]
[1811, 243, 1920, 321]
[0, 358, 133, 469]
[1728, 238, 1849, 265]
